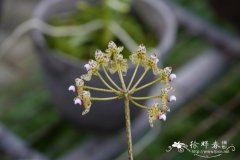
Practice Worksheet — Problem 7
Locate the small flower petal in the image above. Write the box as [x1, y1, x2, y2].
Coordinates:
[169, 73, 177, 81]
[74, 98, 82, 105]
[68, 85, 76, 92]
[168, 95, 176, 102]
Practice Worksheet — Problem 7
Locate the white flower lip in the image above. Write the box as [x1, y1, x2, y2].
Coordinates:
[150, 54, 159, 64]
[84, 64, 91, 71]
[74, 98, 82, 105]
[68, 85, 76, 92]
[169, 73, 176, 81]
[159, 114, 166, 121]
[168, 95, 176, 102]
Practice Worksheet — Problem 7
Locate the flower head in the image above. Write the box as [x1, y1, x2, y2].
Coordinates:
[81, 60, 99, 81]
[106, 41, 124, 57]
[82, 90, 92, 115]
[69, 41, 176, 129]
[129, 44, 147, 65]
[95, 49, 109, 66]
[148, 103, 161, 127]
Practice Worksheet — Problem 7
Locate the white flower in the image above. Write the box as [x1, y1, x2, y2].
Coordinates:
[74, 97, 82, 105]
[169, 73, 176, 81]
[75, 78, 84, 86]
[150, 54, 159, 64]
[159, 113, 166, 121]
[95, 49, 104, 57]
[172, 142, 185, 149]
[68, 85, 76, 92]
[168, 95, 176, 102]
[108, 41, 117, 49]
[167, 108, 170, 112]
[84, 64, 91, 71]
[137, 44, 146, 53]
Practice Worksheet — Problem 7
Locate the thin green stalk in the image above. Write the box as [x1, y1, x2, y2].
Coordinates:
[84, 85, 116, 93]
[127, 63, 139, 90]
[97, 72, 119, 94]
[124, 97, 133, 160]
[90, 96, 119, 101]
[131, 95, 160, 100]
[117, 62, 127, 90]
[129, 99, 148, 109]
[102, 66, 122, 91]
[129, 69, 149, 93]
[134, 78, 161, 93]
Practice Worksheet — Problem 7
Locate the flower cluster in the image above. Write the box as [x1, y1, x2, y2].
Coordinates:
[68, 41, 176, 127]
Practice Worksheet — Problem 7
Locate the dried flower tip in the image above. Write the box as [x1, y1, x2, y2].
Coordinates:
[164, 67, 172, 75]
[74, 97, 82, 105]
[108, 41, 117, 49]
[95, 49, 103, 57]
[83, 90, 91, 97]
[159, 113, 166, 121]
[84, 64, 91, 71]
[68, 85, 76, 92]
[137, 44, 146, 53]
[168, 95, 176, 102]
[75, 78, 84, 86]
[169, 73, 177, 81]
[82, 90, 92, 115]
[95, 49, 107, 64]
[82, 108, 90, 115]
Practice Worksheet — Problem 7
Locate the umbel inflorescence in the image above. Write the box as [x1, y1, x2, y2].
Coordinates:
[68, 41, 176, 128]
[68, 41, 176, 159]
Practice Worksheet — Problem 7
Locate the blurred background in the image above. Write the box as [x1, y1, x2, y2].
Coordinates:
[0, 0, 239, 160]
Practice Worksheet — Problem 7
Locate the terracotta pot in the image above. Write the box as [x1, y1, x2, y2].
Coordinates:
[32, 0, 176, 132]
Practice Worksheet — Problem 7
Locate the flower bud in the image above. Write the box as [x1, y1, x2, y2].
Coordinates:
[74, 97, 82, 105]
[84, 64, 91, 71]
[68, 85, 76, 92]
[169, 73, 177, 81]
[168, 95, 176, 102]
[159, 113, 166, 121]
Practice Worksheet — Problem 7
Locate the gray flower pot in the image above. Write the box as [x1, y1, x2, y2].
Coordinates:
[32, 0, 176, 132]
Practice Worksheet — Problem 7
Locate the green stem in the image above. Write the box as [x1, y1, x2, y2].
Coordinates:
[134, 78, 161, 93]
[129, 99, 148, 109]
[116, 62, 127, 90]
[90, 96, 119, 101]
[127, 63, 139, 90]
[102, 66, 122, 91]
[124, 97, 133, 160]
[131, 95, 160, 100]
[84, 85, 116, 93]
[129, 69, 149, 93]
[97, 72, 119, 94]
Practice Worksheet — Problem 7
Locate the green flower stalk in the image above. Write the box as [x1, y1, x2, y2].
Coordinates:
[68, 41, 176, 160]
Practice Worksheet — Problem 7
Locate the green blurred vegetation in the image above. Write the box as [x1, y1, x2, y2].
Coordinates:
[46, 0, 157, 60]
[0, 73, 90, 159]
